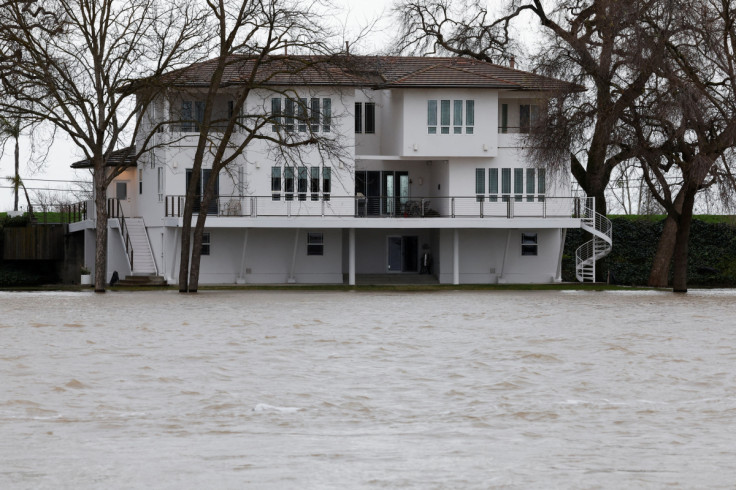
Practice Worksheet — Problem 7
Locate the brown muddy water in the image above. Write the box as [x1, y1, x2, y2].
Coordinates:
[1, 289, 735, 489]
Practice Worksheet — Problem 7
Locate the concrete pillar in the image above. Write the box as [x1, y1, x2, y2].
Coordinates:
[349, 228, 356, 286]
[453, 229, 460, 285]
[288, 229, 299, 283]
[236, 229, 249, 284]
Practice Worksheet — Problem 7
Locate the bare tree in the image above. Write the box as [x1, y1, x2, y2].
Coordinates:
[621, 0, 736, 291]
[0, 0, 205, 291]
[171, 0, 351, 292]
[394, 0, 664, 217]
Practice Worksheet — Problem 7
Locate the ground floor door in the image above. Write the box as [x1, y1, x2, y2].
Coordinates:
[387, 235, 418, 272]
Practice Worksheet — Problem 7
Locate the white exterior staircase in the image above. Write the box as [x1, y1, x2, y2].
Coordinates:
[124, 218, 157, 275]
[575, 197, 613, 282]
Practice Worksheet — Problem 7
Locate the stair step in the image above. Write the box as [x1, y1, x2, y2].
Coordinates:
[116, 275, 167, 287]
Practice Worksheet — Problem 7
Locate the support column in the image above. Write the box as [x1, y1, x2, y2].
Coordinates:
[236, 229, 249, 284]
[288, 229, 299, 283]
[453, 229, 460, 285]
[349, 228, 356, 286]
[169, 227, 180, 284]
[499, 229, 512, 283]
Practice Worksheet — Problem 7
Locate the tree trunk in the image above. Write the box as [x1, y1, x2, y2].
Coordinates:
[93, 163, 108, 293]
[648, 214, 677, 287]
[188, 170, 220, 292]
[177, 194, 195, 292]
[13, 136, 19, 211]
[647, 191, 685, 287]
[672, 187, 697, 293]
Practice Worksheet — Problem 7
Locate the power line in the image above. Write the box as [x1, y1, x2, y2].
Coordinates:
[18, 178, 90, 183]
[0, 185, 87, 191]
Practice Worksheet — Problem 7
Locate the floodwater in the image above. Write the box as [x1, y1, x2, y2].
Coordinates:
[1, 289, 736, 489]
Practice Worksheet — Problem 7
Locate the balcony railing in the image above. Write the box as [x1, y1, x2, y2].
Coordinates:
[165, 195, 587, 219]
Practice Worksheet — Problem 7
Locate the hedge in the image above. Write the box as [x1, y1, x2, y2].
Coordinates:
[562, 216, 736, 287]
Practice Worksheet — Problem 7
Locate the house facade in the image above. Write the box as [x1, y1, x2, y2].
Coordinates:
[70, 56, 611, 285]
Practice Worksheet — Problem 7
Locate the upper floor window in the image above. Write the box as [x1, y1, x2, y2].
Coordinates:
[428, 99, 475, 135]
[272, 97, 331, 133]
[440, 100, 450, 134]
[271, 166, 331, 202]
[427, 100, 437, 134]
[475, 168, 485, 202]
[355, 102, 375, 134]
[485, 167, 545, 203]
[180, 100, 205, 132]
[519, 104, 540, 133]
[466, 100, 474, 134]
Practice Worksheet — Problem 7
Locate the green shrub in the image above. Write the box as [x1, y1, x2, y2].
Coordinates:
[563, 216, 736, 286]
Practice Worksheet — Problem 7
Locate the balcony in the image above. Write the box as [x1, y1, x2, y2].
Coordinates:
[164, 195, 585, 220]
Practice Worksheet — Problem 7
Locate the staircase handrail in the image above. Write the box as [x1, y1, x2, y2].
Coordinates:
[574, 197, 613, 282]
[109, 198, 134, 272]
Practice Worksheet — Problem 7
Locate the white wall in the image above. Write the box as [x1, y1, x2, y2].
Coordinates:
[438, 228, 563, 284]
[169, 227, 345, 284]
[401, 89, 498, 158]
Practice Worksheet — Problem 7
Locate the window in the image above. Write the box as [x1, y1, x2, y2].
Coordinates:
[489, 168, 498, 202]
[453, 100, 463, 134]
[201, 232, 211, 256]
[427, 100, 437, 134]
[284, 167, 294, 201]
[365, 102, 376, 134]
[180, 101, 193, 132]
[501, 103, 508, 133]
[520, 104, 530, 133]
[116, 181, 127, 200]
[285, 98, 295, 132]
[354, 102, 363, 133]
[185, 169, 219, 214]
[138, 169, 143, 195]
[307, 232, 324, 256]
[192, 101, 205, 132]
[526, 168, 535, 202]
[466, 100, 474, 134]
[322, 98, 331, 132]
[520, 104, 540, 133]
[440, 100, 450, 134]
[298, 98, 308, 132]
[429, 99, 473, 135]
[501, 168, 511, 201]
[323, 167, 331, 201]
[310, 167, 320, 201]
[514, 168, 524, 202]
[271, 166, 281, 200]
[475, 168, 485, 202]
[310, 98, 320, 132]
[537, 168, 546, 200]
[237, 165, 244, 195]
[521, 233, 538, 256]
[271, 98, 281, 132]
[157, 167, 164, 202]
[298, 167, 308, 201]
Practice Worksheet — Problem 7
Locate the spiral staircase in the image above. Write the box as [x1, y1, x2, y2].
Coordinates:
[575, 197, 613, 282]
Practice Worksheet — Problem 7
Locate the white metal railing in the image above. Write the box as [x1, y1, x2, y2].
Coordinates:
[575, 197, 613, 282]
[164, 195, 586, 219]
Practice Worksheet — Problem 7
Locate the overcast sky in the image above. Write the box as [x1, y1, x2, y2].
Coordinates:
[1, 0, 534, 211]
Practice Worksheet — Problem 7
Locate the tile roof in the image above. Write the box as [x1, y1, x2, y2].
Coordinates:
[161, 55, 574, 92]
[71, 146, 136, 169]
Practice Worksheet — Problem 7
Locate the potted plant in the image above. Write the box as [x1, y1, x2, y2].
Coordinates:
[80, 265, 91, 286]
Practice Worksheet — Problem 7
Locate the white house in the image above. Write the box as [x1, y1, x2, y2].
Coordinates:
[69, 55, 611, 285]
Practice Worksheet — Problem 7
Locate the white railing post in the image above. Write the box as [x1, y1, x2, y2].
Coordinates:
[451, 197, 455, 218]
